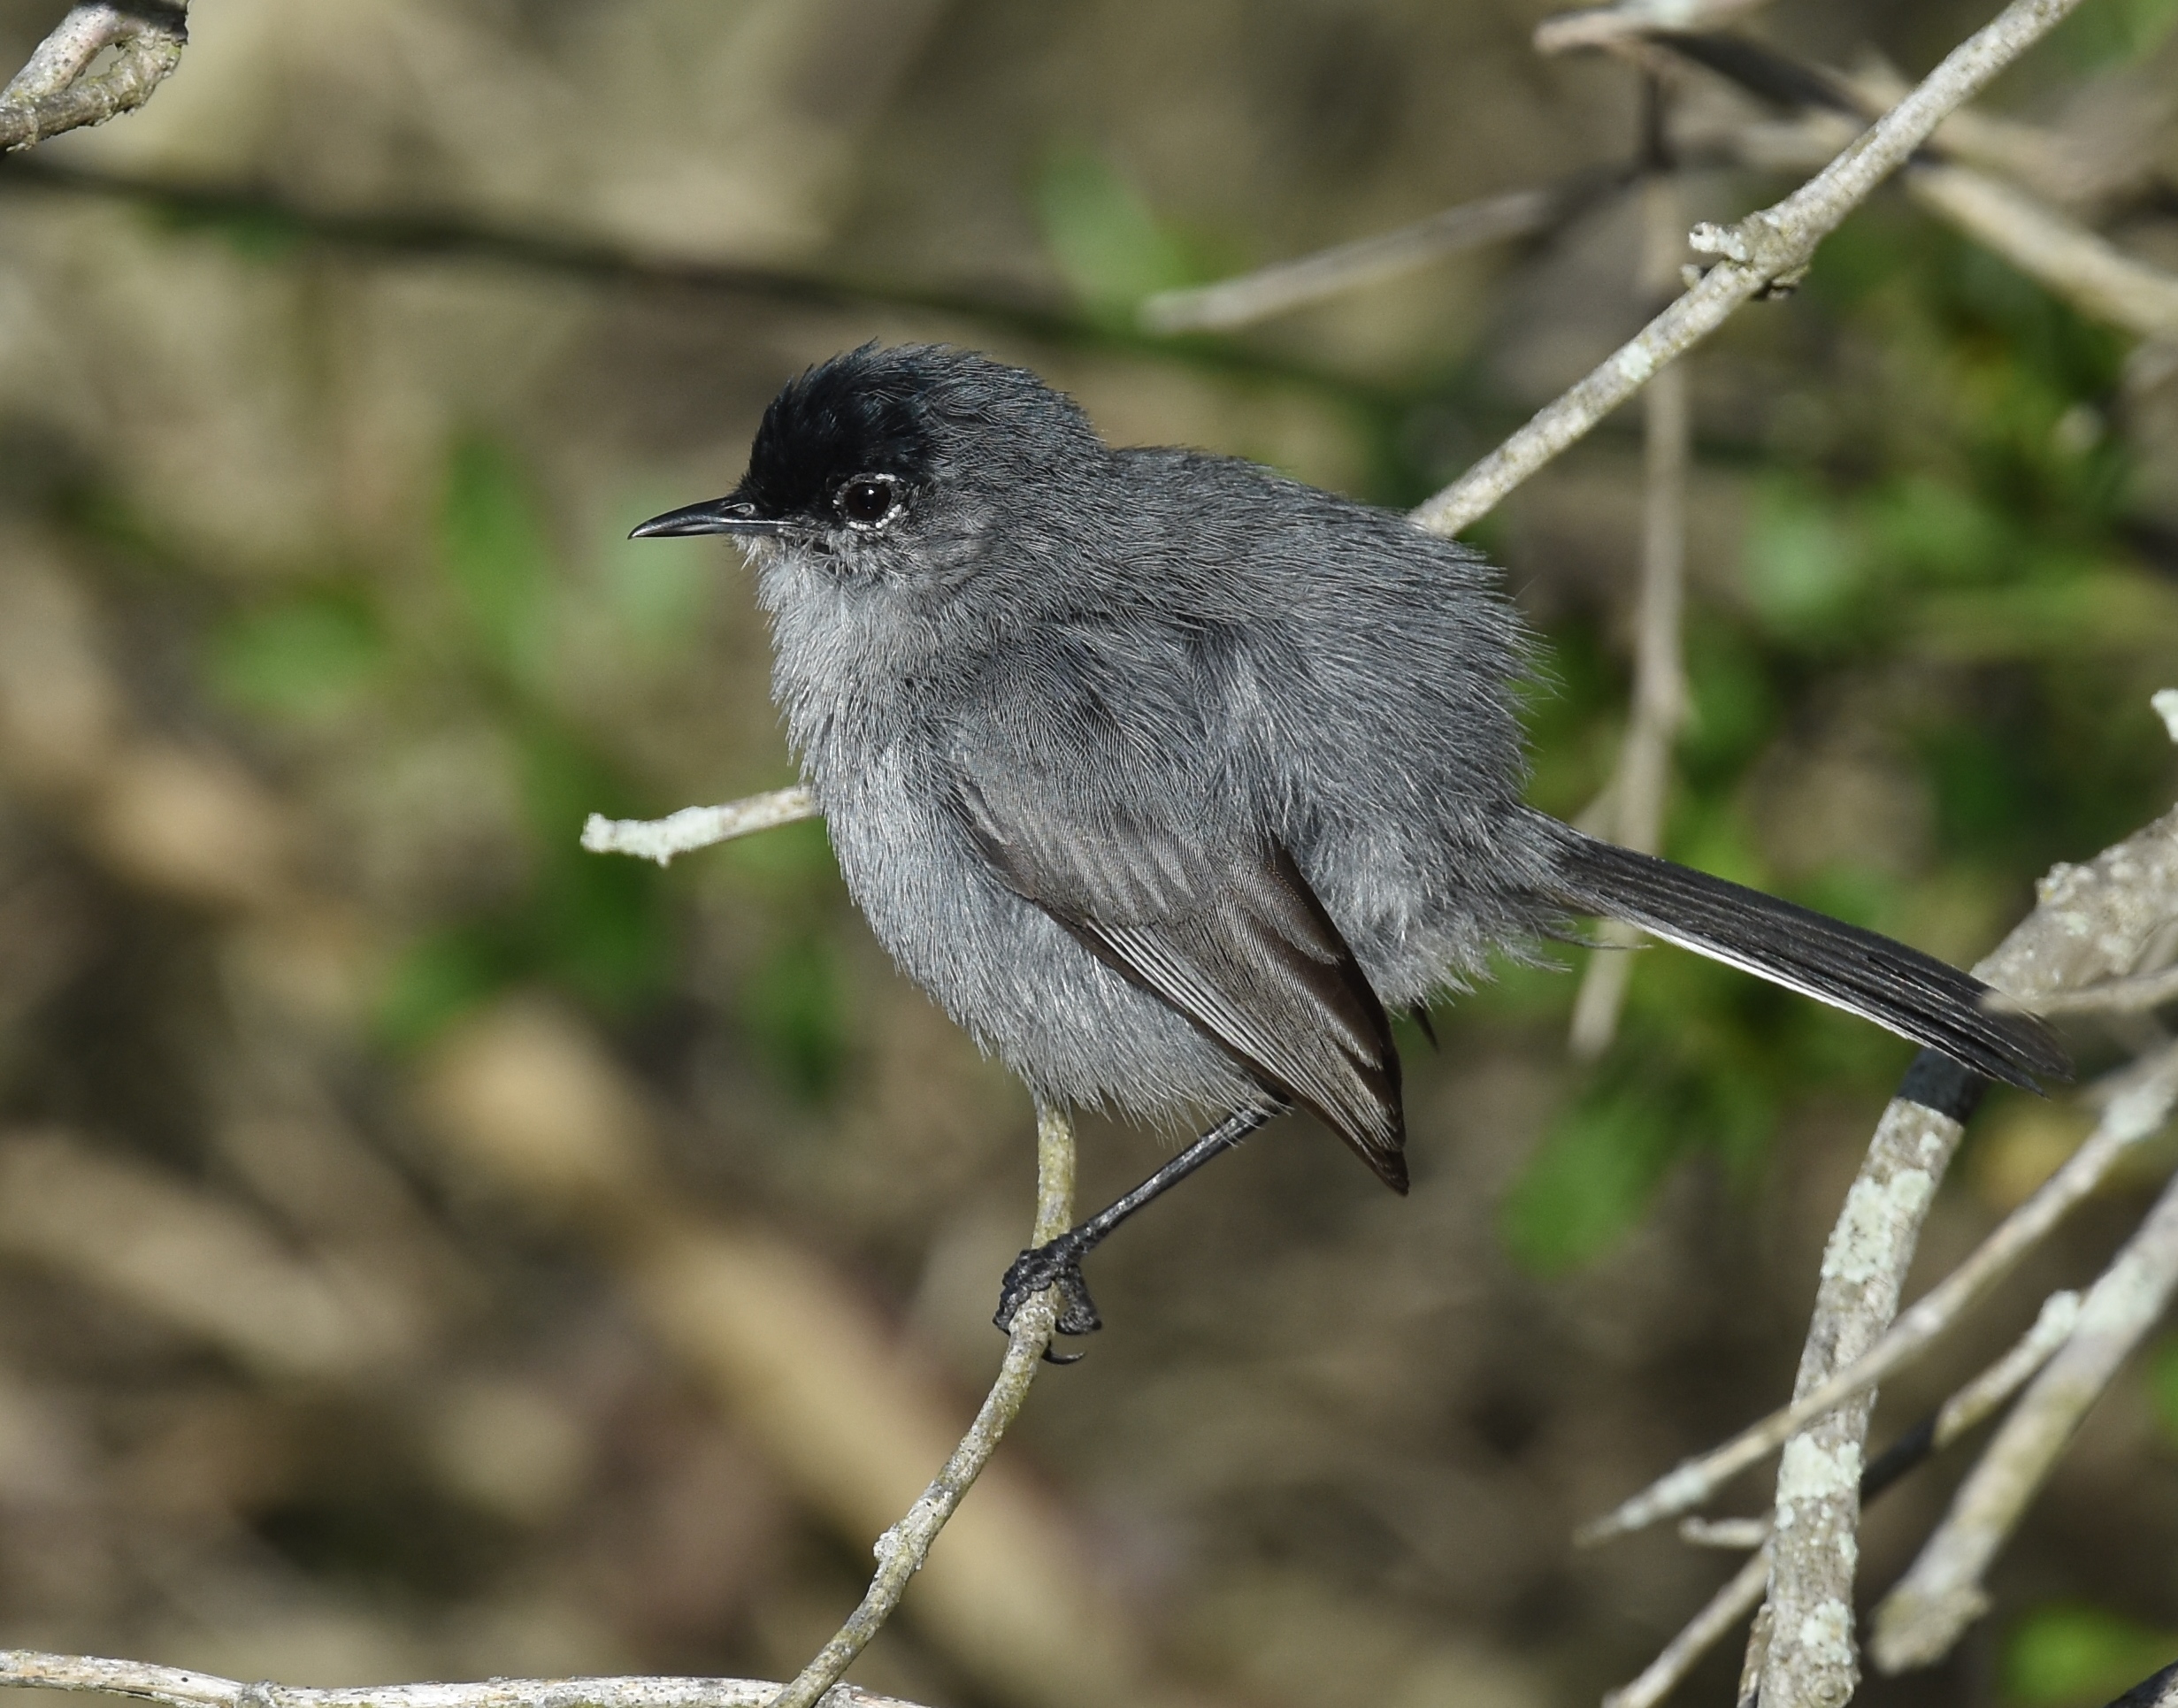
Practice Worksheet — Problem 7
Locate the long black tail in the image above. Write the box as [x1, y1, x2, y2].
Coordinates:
[1530, 816, 2070, 1090]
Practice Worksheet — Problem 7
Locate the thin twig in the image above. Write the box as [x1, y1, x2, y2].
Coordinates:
[1584, 1043, 2178, 1544]
[1607, 1544, 1775, 1708]
[581, 787, 816, 866]
[1139, 182, 1584, 334]
[0, 157, 1394, 406]
[0, 1654, 920, 1708]
[1570, 145, 1691, 1059]
[0, 3, 187, 154]
[764, 1106, 1078, 1708]
[1871, 1167, 2178, 1673]
[1906, 163, 2178, 341]
[1607, 1288, 2081, 1708]
[1410, 0, 2090, 539]
[1640, 33, 2178, 345]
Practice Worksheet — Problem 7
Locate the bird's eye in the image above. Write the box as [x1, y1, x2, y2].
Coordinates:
[837, 476, 901, 528]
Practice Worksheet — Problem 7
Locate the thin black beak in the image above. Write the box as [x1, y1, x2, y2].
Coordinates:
[629, 494, 786, 540]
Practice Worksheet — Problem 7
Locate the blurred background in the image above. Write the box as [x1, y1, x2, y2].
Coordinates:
[0, 2, 2175, 1705]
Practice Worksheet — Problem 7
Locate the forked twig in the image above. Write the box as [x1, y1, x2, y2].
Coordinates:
[0, 2, 188, 153]
[1410, 0, 2092, 538]
[1602, 1291, 2081, 1708]
[1583, 1043, 2178, 1544]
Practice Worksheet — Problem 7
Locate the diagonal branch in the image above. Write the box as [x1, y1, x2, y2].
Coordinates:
[1600, 1288, 2081, 1708]
[1137, 178, 1607, 334]
[1871, 1165, 2178, 1672]
[1409, 0, 2092, 539]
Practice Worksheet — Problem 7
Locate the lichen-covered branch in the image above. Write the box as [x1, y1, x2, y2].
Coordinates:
[1752, 1096, 1964, 1708]
[1410, 0, 2090, 538]
[763, 1106, 1078, 1708]
[0, 3, 188, 154]
[1600, 1291, 2080, 1708]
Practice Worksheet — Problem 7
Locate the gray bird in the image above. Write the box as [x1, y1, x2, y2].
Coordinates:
[633, 343, 2066, 1344]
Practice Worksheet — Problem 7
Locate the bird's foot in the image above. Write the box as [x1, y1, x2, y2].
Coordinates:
[993, 1236, 1101, 1360]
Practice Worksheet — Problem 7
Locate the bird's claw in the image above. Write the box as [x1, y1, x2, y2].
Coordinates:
[994, 1238, 1101, 1357]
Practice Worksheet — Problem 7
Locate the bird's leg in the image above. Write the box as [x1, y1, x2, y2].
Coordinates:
[993, 1103, 1280, 1353]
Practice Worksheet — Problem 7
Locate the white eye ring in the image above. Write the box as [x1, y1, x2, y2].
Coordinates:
[837, 473, 904, 531]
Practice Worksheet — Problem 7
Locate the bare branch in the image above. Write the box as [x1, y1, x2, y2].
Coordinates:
[764, 1106, 1079, 1708]
[1411, 0, 2090, 538]
[0, 1653, 922, 1708]
[0, 3, 188, 154]
[580, 786, 817, 866]
[1534, 0, 1771, 57]
[1139, 185, 1576, 334]
[1607, 1285, 2081, 1707]
[1871, 1167, 2178, 1672]
[1906, 163, 2178, 341]
[1607, 1544, 1774, 1708]
[1753, 1091, 1967, 1708]
[1583, 1045, 2178, 1543]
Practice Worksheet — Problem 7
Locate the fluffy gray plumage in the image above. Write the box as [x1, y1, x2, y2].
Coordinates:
[633, 344, 2067, 1195]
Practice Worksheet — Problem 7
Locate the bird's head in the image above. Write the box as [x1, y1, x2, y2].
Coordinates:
[630, 344, 1108, 591]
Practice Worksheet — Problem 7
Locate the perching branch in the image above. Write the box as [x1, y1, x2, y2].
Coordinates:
[1409, 0, 2091, 538]
[0, 3, 187, 154]
[762, 1105, 1078, 1708]
[0, 1654, 921, 1708]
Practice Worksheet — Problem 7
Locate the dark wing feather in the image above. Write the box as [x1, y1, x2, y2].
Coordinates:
[953, 773, 1408, 1191]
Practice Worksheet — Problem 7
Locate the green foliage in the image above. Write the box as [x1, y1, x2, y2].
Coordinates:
[441, 435, 556, 688]
[2004, 1605, 2178, 1706]
[373, 928, 517, 1053]
[739, 932, 848, 1102]
[2148, 1337, 2178, 1448]
[2053, 0, 2178, 67]
[205, 586, 387, 721]
[1035, 149, 1205, 324]
[1502, 1048, 1774, 1274]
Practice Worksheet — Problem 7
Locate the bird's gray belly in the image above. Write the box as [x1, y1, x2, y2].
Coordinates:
[816, 747, 1258, 1122]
